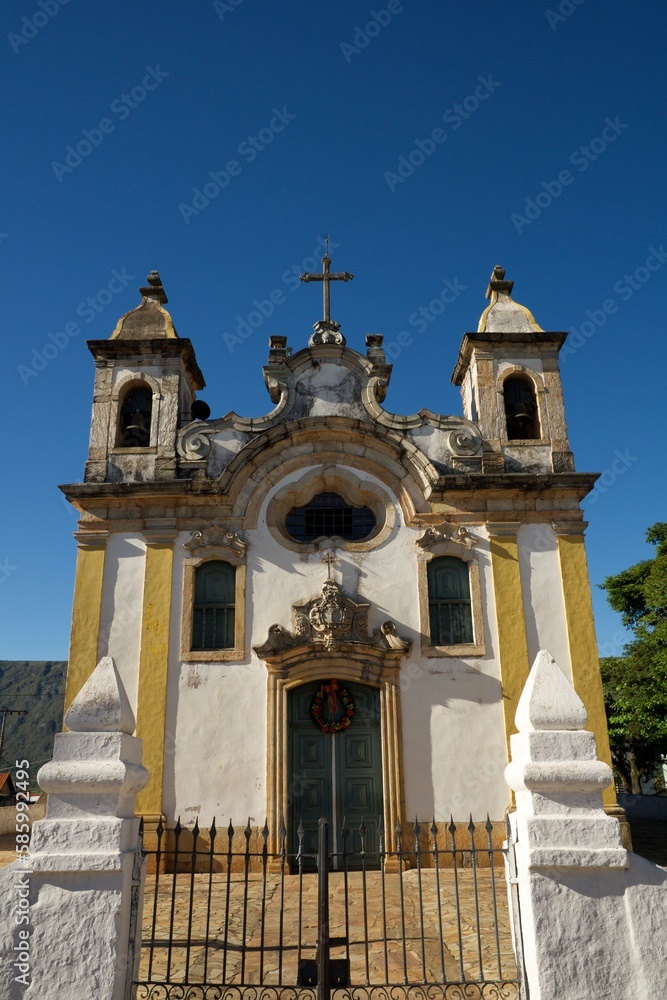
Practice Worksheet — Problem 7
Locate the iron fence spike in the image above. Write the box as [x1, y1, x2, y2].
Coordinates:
[192, 817, 200, 840]
[245, 817, 252, 839]
[174, 817, 182, 837]
[262, 819, 269, 841]
[279, 816, 287, 841]
[227, 819, 234, 839]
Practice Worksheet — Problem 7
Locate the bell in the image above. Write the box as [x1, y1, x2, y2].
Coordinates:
[510, 403, 530, 421]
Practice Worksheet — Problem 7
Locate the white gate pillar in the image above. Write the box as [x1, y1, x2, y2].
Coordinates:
[0, 656, 148, 1000]
[505, 649, 667, 1000]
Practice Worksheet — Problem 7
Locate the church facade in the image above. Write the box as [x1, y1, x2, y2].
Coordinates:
[61, 259, 615, 854]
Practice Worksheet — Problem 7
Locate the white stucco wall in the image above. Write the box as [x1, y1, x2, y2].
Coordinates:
[162, 468, 513, 825]
[97, 533, 146, 713]
[99, 479, 579, 828]
[517, 524, 572, 681]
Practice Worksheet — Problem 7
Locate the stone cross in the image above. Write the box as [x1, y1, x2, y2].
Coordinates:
[299, 238, 354, 326]
[322, 549, 338, 579]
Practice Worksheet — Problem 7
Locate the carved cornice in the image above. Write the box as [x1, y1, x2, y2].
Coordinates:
[184, 524, 248, 555]
[254, 579, 411, 666]
[416, 522, 478, 552]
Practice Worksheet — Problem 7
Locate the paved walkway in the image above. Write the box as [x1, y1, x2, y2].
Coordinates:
[137, 868, 518, 992]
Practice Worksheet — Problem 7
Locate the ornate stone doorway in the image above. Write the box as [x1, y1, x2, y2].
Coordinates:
[254, 578, 412, 854]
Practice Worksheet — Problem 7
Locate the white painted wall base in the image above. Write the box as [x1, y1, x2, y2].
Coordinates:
[0, 658, 148, 1000]
[505, 650, 667, 1000]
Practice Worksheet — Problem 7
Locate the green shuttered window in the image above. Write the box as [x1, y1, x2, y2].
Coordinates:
[427, 556, 473, 646]
[192, 561, 236, 650]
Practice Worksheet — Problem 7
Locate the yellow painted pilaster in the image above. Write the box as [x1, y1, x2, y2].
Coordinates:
[135, 524, 176, 817]
[64, 532, 108, 714]
[553, 522, 616, 807]
[488, 523, 531, 758]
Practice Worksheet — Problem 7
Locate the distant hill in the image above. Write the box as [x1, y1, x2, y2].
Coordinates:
[0, 661, 67, 791]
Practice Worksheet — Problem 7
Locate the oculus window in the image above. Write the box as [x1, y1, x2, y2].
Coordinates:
[286, 492, 376, 543]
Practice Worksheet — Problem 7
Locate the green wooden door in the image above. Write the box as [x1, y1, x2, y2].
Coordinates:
[288, 681, 383, 865]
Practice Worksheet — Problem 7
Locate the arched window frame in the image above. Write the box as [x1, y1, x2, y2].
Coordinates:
[497, 366, 547, 445]
[266, 468, 395, 553]
[111, 372, 161, 451]
[417, 530, 485, 657]
[180, 526, 247, 662]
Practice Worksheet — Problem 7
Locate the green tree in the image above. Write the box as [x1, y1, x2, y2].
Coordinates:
[600, 523, 667, 794]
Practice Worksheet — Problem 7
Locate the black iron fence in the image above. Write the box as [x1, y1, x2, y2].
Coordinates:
[133, 815, 523, 1000]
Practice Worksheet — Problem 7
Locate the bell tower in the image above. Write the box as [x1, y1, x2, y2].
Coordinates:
[84, 271, 205, 483]
[451, 266, 574, 474]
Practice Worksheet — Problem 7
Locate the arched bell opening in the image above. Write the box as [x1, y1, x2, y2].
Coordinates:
[503, 375, 540, 440]
[117, 383, 153, 447]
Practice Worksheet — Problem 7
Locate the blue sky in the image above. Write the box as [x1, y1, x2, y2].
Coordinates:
[2, 0, 665, 659]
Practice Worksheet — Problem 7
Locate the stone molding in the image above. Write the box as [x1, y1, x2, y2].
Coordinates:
[265, 466, 395, 552]
[73, 530, 110, 549]
[254, 578, 411, 665]
[184, 524, 248, 555]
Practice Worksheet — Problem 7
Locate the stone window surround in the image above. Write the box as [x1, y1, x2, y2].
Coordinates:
[417, 537, 485, 658]
[265, 466, 396, 553]
[496, 365, 549, 447]
[109, 370, 162, 452]
[180, 543, 247, 663]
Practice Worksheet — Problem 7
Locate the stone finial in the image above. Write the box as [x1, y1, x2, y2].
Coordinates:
[485, 264, 514, 298]
[109, 268, 178, 339]
[478, 264, 544, 333]
[139, 269, 168, 304]
[515, 649, 588, 732]
[64, 656, 136, 734]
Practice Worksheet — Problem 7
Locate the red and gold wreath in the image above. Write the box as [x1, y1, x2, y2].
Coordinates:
[311, 680, 355, 734]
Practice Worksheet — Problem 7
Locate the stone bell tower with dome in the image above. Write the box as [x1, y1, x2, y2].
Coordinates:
[60, 255, 618, 855]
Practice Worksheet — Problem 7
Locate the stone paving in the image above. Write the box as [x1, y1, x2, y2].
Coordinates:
[137, 867, 518, 991]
